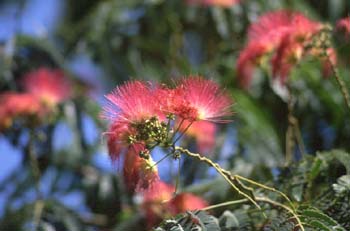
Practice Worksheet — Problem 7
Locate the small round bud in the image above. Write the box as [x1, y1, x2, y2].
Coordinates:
[139, 149, 150, 159]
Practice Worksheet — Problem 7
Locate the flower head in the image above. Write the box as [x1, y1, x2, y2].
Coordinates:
[173, 77, 233, 123]
[168, 193, 208, 214]
[141, 181, 175, 228]
[21, 68, 72, 106]
[237, 10, 323, 87]
[123, 147, 159, 192]
[141, 181, 208, 228]
[0, 93, 42, 129]
[336, 17, 350, 39]
[103, 81, 162, 123]
[103, 81, 168, 160]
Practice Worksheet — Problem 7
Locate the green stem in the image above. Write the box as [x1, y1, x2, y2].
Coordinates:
[324, 50, 350, 112]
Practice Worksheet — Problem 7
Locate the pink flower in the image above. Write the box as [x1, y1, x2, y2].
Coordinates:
[141, 181, 175, 228]
[236, 43, 270, 88]
[169, 193, 208, 214]
[141, 181, 208, 228]
[186, 0, 240, 7]
[336, 17, 350, 39]
[105, 122, 134, 161]
[173, 77, 233, 123]
[21, 68, 72, 106]
[0, 92, 42, 129]
[123, 147, 159, 192]
[237, 10, 323, 87]
[102, 81, 164, 160]
[103, 81, 162, 123]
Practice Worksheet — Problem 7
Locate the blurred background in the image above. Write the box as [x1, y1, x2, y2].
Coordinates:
[0, 0, 350, 230]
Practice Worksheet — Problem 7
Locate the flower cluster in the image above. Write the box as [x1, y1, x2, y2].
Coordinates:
[236, 10, 336, 88]
[336, 17, 350, 40]
[0, 67, 72, 130]
[102, 76, 233, 191]
[140, 181, 208, 228]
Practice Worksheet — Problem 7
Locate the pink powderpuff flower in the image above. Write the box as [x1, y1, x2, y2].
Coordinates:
[21, 67, 72, 106]
[168, 193, 208, 214]
[105, 122, 135, 161]
[173, 77, 233, 123]
[237, 10, 323, 88]
[141, 181, 209, 228]
[180, 120, 217, 154]
[123, 147, 159, 192]
[236, 43, 270, 88]
[103, 81, 163, 124]
[271, 34, 304, 84]
[186, 0, 240, 7]
[141, 181, 175, 228]
[0, 92, 42, 130]
[102, 81, 164, 160]
[336, 17, 350, 39]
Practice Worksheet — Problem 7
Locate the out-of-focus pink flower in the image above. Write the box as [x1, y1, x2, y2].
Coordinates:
[180, 120, 216, 154]
[143, 181, 175, 203]
[142, 181, 175, 228]
[173, 77, 233, 123]
[186, 0, 240, 7]
[0, 93, 42, 129]
[169, 193, 208, 214]
[236, 43, 270, 88]
[141, 181, 208, 228]
[336, 16, 350, 39]
[123, 148, 159, 192]
[22, 68, 72, 106]
[237, 10, 323, 87]
[271, 34, 304, 84]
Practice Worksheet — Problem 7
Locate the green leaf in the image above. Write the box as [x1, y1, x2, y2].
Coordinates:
[299, 207, 346, 231]
[332, 175, 350, 195]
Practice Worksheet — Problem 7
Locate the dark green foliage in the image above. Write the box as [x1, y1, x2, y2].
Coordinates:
[156, 211, 220, 231]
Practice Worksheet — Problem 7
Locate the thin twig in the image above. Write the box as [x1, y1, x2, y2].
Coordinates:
[324, 50, 350, 112]
[285, 86, 295, 165]
[28, 130, 44, 230]
[234, 175, 295, 211]
[202, 199, 248, 211]
[175, 146, 262, 211]
[173, 121, 193, 144]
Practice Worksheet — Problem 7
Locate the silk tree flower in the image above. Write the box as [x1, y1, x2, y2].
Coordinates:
[141, 181, 208, 228]
[21, 67, 72, 106]
[123, 147, 159, 192]
[173, 77, 233, 123]
[141, 181, 175, 229]
[186, 0, 240, 7]
[336, 17, 350, 40]
[0, 93, 42, 129]
[102, 81, 168, 161]
[236, 10, 327, 88]
[168, 193, 208, 214]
